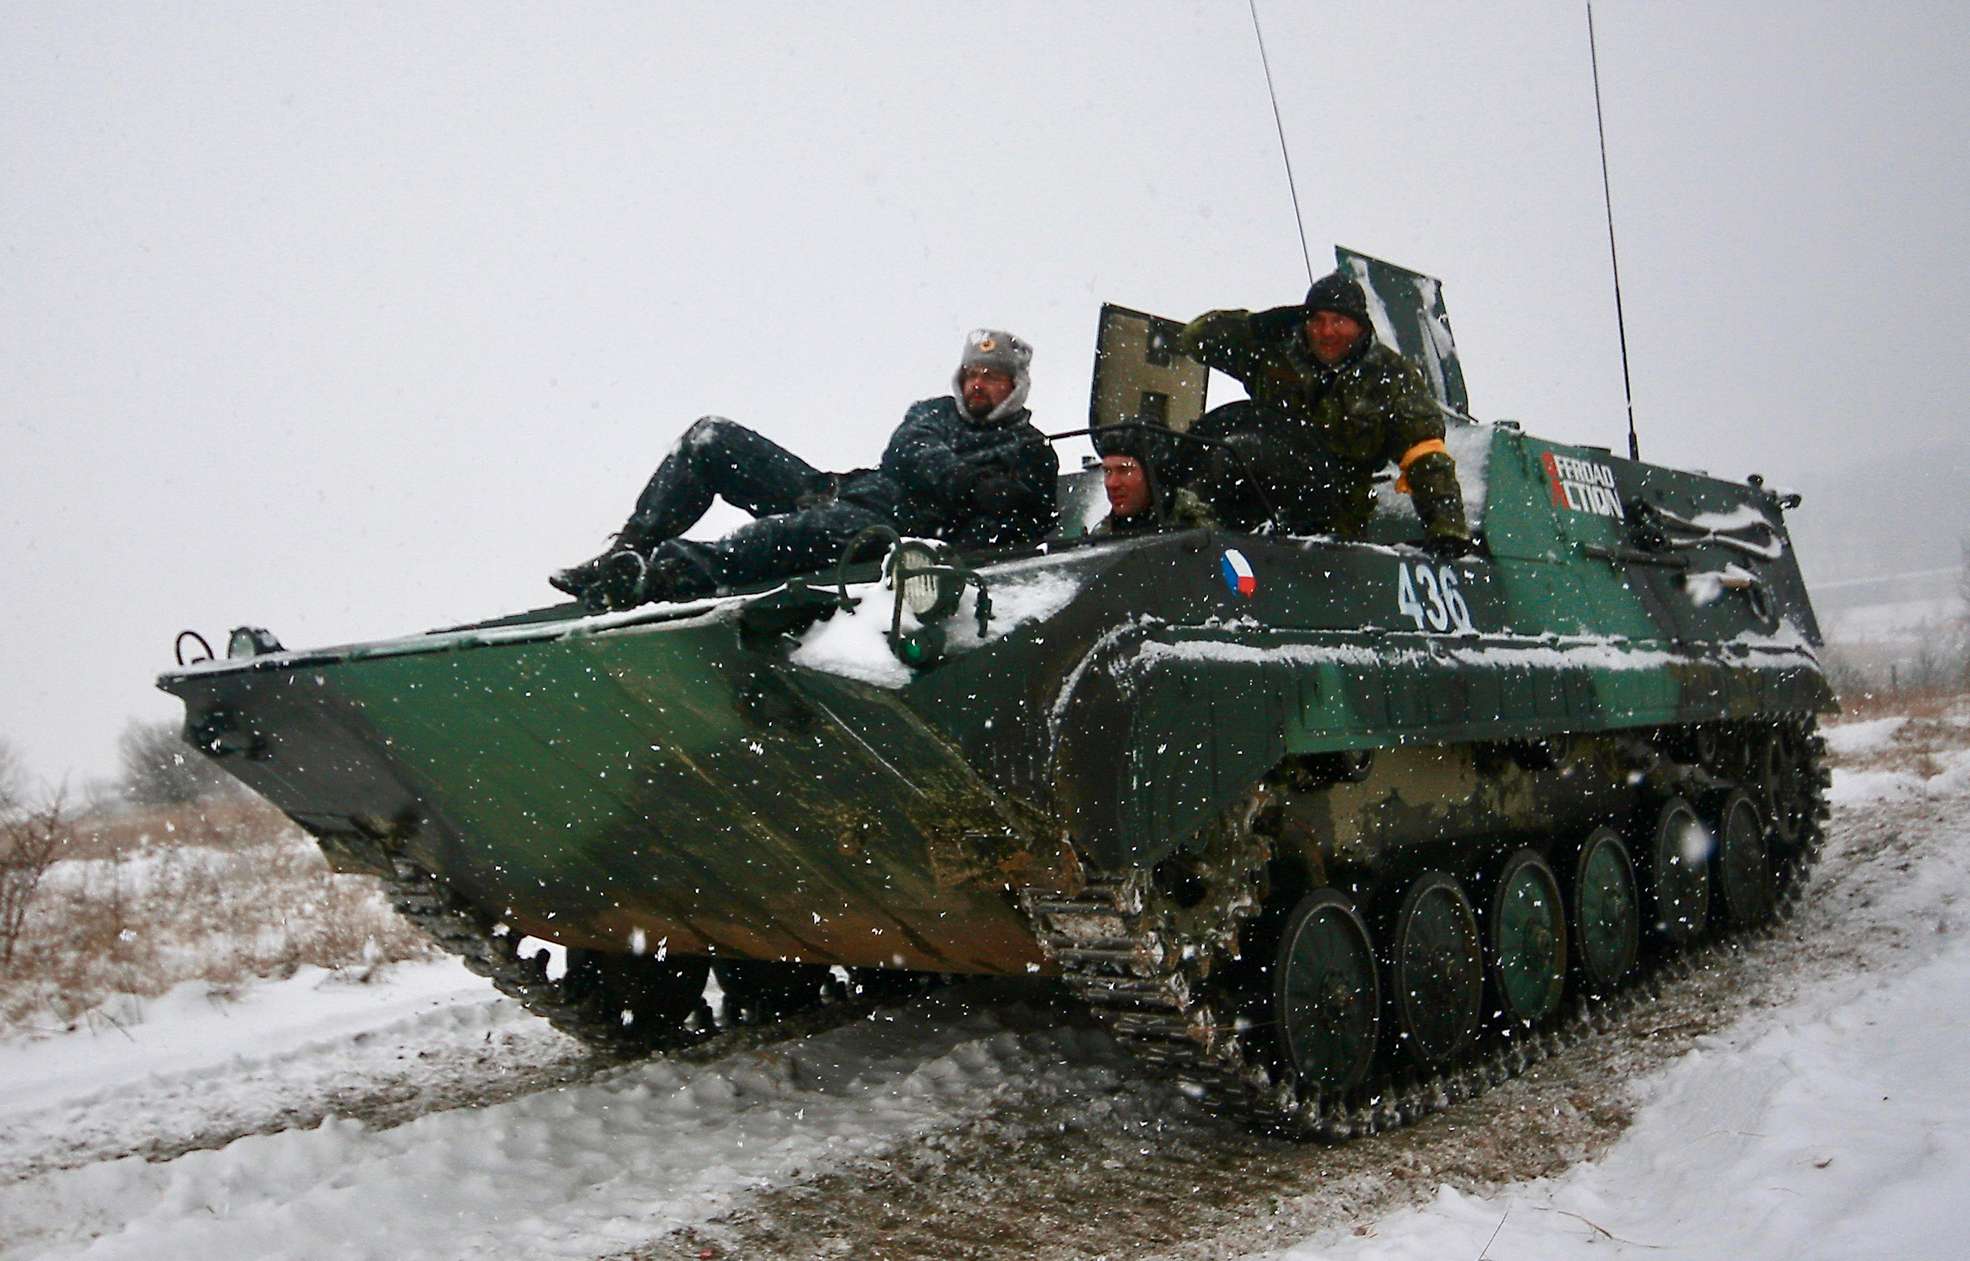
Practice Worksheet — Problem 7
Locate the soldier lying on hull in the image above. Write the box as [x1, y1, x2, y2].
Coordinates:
[1088, 422, 1216, 537]
[1171, 272, 1473, 554]
[551, 329, 1058, 611]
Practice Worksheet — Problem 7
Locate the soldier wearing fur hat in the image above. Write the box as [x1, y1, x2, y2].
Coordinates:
[550, 327, 1055, 611]
[1171, 272, 1471, 552]
[880, 328, 1057, 549]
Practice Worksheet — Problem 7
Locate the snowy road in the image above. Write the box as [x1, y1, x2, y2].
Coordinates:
[2, 712, 1964, 1260]
[0, 982, 1128, 1259]
[1271, 930, 1970, 1259]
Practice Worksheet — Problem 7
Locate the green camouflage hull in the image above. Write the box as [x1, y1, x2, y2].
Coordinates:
[159, 425, 1830, 974]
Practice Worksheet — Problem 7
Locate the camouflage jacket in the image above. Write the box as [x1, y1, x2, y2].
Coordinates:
[1090, 487, 1217, 536]
[1174, 308, 1468, 540]
[880, 396, 1059, 547]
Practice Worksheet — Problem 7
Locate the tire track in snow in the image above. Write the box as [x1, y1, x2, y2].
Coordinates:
[0, 987, 1125, 1260]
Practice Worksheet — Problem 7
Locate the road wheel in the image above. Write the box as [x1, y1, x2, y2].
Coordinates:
[1273, 889, 1381, 1095]
[846, 966, 936, 1002]
[1566, 827, 1640, 991]
[1485, 849, 1568, 1028]
[1644, 797, 1711, 946]
[562, 949, 711, 1049]
[1710, 790, 1777, 929]
[1386, 871, 1484, 1069]
[712, 958, 836, 1025]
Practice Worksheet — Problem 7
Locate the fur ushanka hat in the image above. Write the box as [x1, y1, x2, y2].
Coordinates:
[952, 328, 1033, 422]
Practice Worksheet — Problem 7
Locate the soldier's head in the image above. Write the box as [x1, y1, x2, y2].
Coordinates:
[953, 328, 1033, 423]
[1101, 454, 1151, 518]
[1302, 272, 1372, 367]
[1094, 421, 1166, 519]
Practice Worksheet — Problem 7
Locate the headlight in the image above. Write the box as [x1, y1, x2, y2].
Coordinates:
[889, 541, 965, 623]
[227, 626, 284, 659]
[885, 541, 986, 669]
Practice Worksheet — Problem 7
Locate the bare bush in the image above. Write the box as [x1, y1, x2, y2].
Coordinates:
[115, 718, 236, 807]
[0, 737, 23, 806]
[1, 785, 68, 965]
[0, 795, 434, 1033]
[1820, 645, 1874, 702]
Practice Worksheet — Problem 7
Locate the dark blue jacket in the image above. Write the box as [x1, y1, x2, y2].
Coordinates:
[880, 396, 1057, 547]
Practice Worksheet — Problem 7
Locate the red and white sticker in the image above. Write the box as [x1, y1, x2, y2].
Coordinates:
[1543, 451, 1625, 519]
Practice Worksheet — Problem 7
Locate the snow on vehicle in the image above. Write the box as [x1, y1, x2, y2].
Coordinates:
[157, 252, 1832, 1137]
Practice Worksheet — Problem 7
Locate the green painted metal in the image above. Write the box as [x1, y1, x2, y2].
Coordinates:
[1644, 798, 1711, 944]
[1336, 247, 1469, 416]
[1712, 791, 1776, 928]
[159, 364, 1831, 976]
[1388, 872, 1485, 1065]
[1490, 851, 1568, 1024]
[1571, 829, 1642, 987]
[1275, 890, 1381, 1092]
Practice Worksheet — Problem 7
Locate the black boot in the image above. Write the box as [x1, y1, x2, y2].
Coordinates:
[549, 535, 644, 601]
[589, 551, 654, 613]
[634, 554, 694, 607]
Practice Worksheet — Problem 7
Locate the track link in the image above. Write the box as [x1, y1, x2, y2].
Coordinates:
[380, 858, 938, 1061]
[1024, 719, 1831, 1140]
[381, 857, 709, 1056]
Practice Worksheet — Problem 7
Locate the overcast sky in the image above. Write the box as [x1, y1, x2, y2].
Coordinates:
[4, 1, 1966, 789]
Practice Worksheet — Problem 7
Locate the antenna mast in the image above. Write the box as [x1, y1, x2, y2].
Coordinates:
[1247, 0, 1315, 286]
[1588, 2, 1640, 461]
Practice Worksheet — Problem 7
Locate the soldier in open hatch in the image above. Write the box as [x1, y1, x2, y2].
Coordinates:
[1171, 271, 1472, 553]
[551, 329, 1058, 610]
[1088, 422, 1216, 536]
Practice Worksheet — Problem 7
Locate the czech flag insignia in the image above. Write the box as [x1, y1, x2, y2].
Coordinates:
[1219, 548, 1257, 598]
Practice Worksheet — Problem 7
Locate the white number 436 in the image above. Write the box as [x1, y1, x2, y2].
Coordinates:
[1396, 562, 1475, 634]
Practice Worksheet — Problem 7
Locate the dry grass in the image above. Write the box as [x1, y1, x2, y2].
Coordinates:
[54, 796, 292, 863]
[1828, 685, 1964, 723]
[0, 795, 433, 1036]
[1822, 692, 1970, 778]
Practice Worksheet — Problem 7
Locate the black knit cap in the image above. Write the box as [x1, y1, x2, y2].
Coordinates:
[1304, 271, 1372, 326]
[1093, 418, 1167, 464]
[1093, 418, 1169, 516]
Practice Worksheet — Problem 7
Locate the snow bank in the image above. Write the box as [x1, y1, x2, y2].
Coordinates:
[1262, 923, 1970, 1261]
[1821, 716, 1908, 756]
[0, 961, 495, 1118]
[1826, 747, 1970, 806]
[0, 987, 1127, 1260]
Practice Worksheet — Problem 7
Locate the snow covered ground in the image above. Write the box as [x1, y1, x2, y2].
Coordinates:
[1268, 945, 1969, 1259]
[2, 708, 1965, 1260]
[0, 973, 1127, 1258]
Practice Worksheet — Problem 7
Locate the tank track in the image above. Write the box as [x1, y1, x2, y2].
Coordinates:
[379, 857, 707, 1057]
[1023, 718, 1830, 1140]
[382, 857, 930, 1058]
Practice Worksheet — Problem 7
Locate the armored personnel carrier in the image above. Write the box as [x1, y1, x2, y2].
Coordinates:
[158, 251, 1832, 1138]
